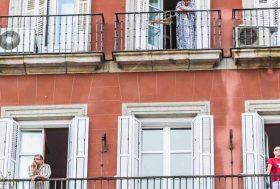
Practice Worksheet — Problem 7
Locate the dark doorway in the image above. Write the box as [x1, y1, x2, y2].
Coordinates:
[164, 0, 178, 49]
[44, 128, 68, 188]
[265, 124, 280, 158]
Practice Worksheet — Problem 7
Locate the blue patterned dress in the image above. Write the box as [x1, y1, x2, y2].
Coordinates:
[176, 1, 196, 49]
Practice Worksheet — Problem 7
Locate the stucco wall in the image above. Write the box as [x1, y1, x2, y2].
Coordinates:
[0, 69, 278, 176]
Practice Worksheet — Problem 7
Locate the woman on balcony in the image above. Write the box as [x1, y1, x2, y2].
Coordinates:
[175, 0, 196, 49]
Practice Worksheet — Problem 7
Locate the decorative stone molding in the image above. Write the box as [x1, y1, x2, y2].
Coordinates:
[122, 102, 210, 118]
[113, 50, 222, 72]
[245, 100, 280, 115]
[232, 48, 280, 69]
[0, 53, 104, 75]
[1, 104, 87, 121]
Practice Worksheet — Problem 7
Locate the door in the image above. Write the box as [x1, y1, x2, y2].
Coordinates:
[18, 130, 44, 179]
[53, 0, 75, 52]
[47, 0, 90, 52]
[147, 0, 163, 49]
[135, 0, 163, 50]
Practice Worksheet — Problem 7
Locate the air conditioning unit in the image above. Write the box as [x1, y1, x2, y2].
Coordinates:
[235, 26, 277, 47]
[0, 28, 35, 53]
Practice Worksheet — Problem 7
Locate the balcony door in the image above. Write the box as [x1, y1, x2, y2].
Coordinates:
[47, 0, 91, 52]
[141, 127, 193, 189]
[127, 0, 210, 50]
[9, 0, 90, 53]
[131, 0, 163, 50]
[48, 0, 75, 52]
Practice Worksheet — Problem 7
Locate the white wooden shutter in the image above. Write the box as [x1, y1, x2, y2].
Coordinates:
[74, 0, 90, 51]
[37, 0, 46, 35]
[271, 0, 280, 46]
[135, 0, 148, 50]
[192, 115, 214, 189]
[0, 118, 19, 178]
[256, 0, 271, 26]
[195, 0, 210, 48]
[67, 117, 89, 179]
[242, 113, 266, 189]
[21, 0, 46, 52]
[117, 116, 141, 177]
[25, 0, 36, 15]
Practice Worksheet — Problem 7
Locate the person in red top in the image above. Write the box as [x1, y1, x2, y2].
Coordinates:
[267, 146, 280, 189]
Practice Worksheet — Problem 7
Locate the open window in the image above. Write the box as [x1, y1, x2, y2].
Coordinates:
[117, 115, 214, 189]
[0, 117, 89, 181]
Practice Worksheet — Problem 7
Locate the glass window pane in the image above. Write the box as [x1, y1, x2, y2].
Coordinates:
[20, 131, 43, 154]
[171, 128, 191, 151]
[142, 129, 163, 151]
[19, 156, 33, 178]
[171, 154, 192, 175]
[57, 0, 75, 14]
[149, 0, 161, 9]
[142, 154, 163, 176]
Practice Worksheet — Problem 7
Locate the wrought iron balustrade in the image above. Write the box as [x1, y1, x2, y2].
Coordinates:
[114, 10, 221, 51]
[0, 14, 104, 54]
[0, 174, 278, 189]
[233, 7, 280, 48]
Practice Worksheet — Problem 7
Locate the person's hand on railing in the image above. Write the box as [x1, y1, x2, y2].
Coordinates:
[149, 12, 174, 25]
[150, 17, 173, 25]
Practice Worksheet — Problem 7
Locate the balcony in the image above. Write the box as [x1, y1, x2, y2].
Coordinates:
[113, 10, 222, 72]
[0, 14, 104, 75]
[232, 8, 280, 68]
[0, 174, 277, 189]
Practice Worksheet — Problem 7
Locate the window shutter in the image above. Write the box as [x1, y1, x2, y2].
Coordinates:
[73, 0, 90, 51]
[117, 116, 141, 178]
[25, 0, 36, 15]
[242, 113, 266, 189]
[135, 0, 148, 50]
[0, 118, 19, 178]
[194, 0, 210, 49]
[37, 0, 46, 35]
[67, 117, 89, 179]
[192, 115, 214, 189]
[76, 0, 90, 31]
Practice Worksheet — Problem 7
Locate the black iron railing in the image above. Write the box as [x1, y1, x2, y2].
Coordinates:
[233, 8, 280, 48]
[0, 14, 104, 54]
[1, 174, 279, 189]
[114, 10, 221, 51]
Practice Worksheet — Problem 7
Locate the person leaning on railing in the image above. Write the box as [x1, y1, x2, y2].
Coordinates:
[175, 0, 196, 49]
[28, 154, 51, 189]
[267, 146, 280, 189]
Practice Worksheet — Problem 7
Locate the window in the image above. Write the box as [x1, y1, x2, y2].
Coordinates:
[0, 117, 89, 181]
[141, 127, 192, 176]
[117, 114, 214, 189]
